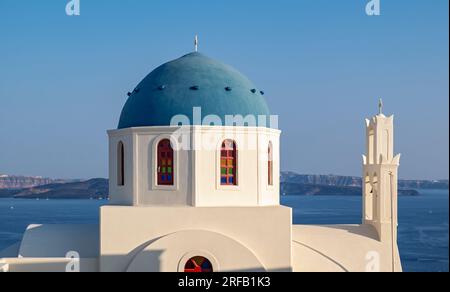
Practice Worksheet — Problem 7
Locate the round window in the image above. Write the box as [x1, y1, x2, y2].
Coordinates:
[184, 256, 213, 273]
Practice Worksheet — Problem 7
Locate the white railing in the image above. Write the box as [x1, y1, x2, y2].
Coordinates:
[0, 258, 98, 272]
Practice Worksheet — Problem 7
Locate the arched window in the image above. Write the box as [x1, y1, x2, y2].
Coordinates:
[372, 173, 379, 220]
[364, 173, 373, 221]
[184, 256, 213, 273]
[117, 141, 125, 186]
[368, 129, 375, 164]
[268, 142, 273, 186]
[220, 140, 237, 186]
[157, 139, 174, 186]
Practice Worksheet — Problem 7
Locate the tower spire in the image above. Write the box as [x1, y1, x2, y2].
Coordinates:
[362, 107, 402, 271]
[194, 35, 199, 52]
[378, 98, 384, 115]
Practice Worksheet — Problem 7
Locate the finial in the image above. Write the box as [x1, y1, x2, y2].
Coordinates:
[378, 98, 383, 115]
[194, 35, 199, 52]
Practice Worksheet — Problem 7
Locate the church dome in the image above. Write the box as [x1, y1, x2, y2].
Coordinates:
[118, 52, 270, 129]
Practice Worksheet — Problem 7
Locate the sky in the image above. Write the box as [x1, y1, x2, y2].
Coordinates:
[0, 0, 448, 180]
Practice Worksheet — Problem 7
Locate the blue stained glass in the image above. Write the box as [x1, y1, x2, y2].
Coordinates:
[168, 175, 172, 181]
[202, 262, 212, 269]
[228, 177, 234, 184]
[221, 177, 227, 184]
[161, 175, 166, 181]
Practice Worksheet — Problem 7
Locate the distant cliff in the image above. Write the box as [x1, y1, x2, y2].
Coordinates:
[6, 177, 420, 199]
[12, 178, 108, 200]
[0, 175, 72, 190]
[0, 172, 446, 199]
[281, 172, 449, 190]
[281, 182, 419, 197]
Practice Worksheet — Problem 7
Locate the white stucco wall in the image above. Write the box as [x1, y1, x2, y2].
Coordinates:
[100, 205, 292, 272]
[136, 129, 193, 206]
[126, 230, 266, 272]
[107, 126, 281, 207]
[292, 224, 402, 272]
[193, 127, 280, 207]
[108, 131, 135, 205]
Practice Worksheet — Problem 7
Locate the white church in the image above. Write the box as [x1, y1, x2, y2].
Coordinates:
[0, 46, 402, 272]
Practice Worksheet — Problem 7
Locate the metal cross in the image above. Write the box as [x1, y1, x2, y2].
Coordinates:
[194, 35, 199, 52]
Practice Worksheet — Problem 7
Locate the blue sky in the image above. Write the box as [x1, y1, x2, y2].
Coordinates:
[0, 0, 448, 180]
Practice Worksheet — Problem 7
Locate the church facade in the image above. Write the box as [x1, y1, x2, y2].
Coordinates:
[0, 51, 402, 272]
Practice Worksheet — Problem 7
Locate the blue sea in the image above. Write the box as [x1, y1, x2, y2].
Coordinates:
[0, 190, 448, 272]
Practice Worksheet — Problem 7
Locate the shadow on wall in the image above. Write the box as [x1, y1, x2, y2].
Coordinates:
[127, 250, 165, 272]
[123, 237, 165, 272]
[0, 242, 20, 258]
[122, 250, 272, 272]
[121, 230, 278, 272]
[101, 250, 273, 272]
[324, 224, 379, 241]
[18, 224, 99, 258]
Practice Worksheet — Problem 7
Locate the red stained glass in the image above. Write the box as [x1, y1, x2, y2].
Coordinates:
[158, 139, 174, 185]
[184, 256, 213, 273]
[220, 140, 237, 186]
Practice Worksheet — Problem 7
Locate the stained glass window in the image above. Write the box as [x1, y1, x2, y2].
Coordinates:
[220, 140, 237, 186]
[157, 139, 174, 185]
[184, 256, 213, 273]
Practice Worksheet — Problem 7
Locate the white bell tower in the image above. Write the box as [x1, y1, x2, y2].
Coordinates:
[362, 100, 401, 244]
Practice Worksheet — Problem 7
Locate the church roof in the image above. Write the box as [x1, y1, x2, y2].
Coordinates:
[118, 52, 270, 129]
[19, 224, 99, 258]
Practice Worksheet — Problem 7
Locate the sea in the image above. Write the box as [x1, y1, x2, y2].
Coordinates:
[0, 189, 448, 272]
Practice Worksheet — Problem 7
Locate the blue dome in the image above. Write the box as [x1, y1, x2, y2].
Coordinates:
[118, 52, 270, 129]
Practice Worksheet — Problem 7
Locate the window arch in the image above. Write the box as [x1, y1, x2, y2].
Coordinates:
[368, 129, 375, 164]
[372, 173, 379, 220]
[220, 140, 237, 186]
[117, 141, 125, 186]
[157, 139, 174, 186]
[364, 173, 373, 221]
[268, 142, 274, 186]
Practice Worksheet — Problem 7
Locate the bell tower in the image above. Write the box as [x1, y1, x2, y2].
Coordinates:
[362, 100, 401, 243]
